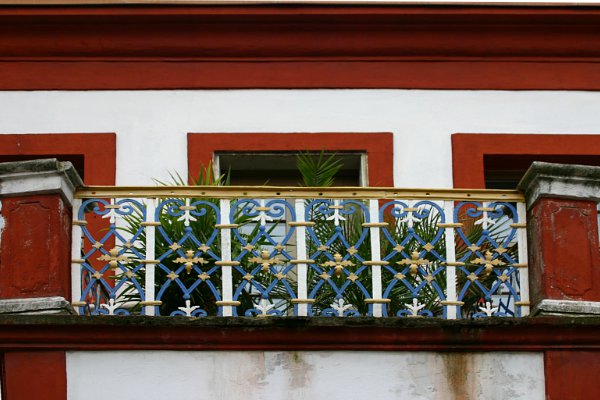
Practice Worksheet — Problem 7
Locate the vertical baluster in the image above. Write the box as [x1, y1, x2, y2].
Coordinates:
[368, 199, 384, 317]
[219, 199, 234, 316]
[71, 198, 83, 315]
[294, 199, 309, 316]
[443, 200, 458, 319]
[144, 198, 157, 316]
[516, 201, 530, 316]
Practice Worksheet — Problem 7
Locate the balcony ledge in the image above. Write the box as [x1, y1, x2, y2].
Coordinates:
[1, 314, 599, 352]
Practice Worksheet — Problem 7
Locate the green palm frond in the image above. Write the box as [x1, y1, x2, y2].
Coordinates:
[296, 151, 344, 187]
[113, 155, 515, 318]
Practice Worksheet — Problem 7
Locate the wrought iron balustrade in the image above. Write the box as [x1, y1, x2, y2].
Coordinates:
[71, 186, 529, 319]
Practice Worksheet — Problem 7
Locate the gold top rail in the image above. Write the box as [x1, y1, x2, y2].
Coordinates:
[0, 0, 593, 5]
[76, 186, 525, 201]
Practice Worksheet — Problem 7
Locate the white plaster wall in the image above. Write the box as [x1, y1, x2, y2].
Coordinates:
[0, 90, 599, 187]
[66, 351, 544, 400]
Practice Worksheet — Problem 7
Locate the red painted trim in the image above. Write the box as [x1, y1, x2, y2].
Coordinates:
[2, 351, 66, 400]
[187, 133, 394, 187]
[0, 195, 72, 299]
[545, 351, 600, 400]
[2, 5, 600, 90]
[0, 133, 116, 185]
[528, 198, 600, 306]
[0, 317, 599, 351]
[451, 134, 600, 188]
[5, 62, 600, 91]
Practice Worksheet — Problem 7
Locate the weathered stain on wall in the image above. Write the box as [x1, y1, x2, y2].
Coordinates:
[441, 353, 473, 400]
[67, 351, 545, 400]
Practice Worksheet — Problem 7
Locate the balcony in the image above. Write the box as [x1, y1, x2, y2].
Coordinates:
[4, 158, 600, 400]
[71, 186, 529, 319]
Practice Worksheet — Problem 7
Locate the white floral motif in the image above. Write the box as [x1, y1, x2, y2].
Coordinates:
[330, 298, 353, 317]
[255, 299, 275, 316]
[326, 199, 346, 226]
[397, 200, 418, 228]
[478, 301, 499, 317]
[404, 298, 426, 317]
[251, 199, 273, 226]
[102, 198, 124, 224]
[178, 300, 200, 317]
[474, 202, 496, 230]
[177, 198, 197, 227]
[100, 298, 118, 315]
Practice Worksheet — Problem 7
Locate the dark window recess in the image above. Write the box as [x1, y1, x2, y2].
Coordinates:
[484, 154, 600, 189]
[0, 154, 85, 180]
[217, 152, 362, 186]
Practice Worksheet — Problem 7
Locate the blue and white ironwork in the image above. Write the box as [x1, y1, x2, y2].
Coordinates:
[72, 187, 529, 319]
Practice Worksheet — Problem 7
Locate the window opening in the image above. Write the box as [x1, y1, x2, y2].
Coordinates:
[484, 154, 600, 190]
[215, 152, 365, 187]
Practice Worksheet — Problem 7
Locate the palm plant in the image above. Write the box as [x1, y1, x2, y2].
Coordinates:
[294, 152, 446, 316]
[295, 152, 518, 318]
[112, 155, 517, 318]
[119, 165, 276, 316]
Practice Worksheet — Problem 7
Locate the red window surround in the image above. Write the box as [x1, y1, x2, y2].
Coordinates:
[187, 133, 394, 187]
[451, 133, 600, 189]
[0, 133, 116, 185]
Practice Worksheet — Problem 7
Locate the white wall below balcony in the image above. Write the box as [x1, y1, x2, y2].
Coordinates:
[66, 351, 544, 400]
[0, 90, 599, 187]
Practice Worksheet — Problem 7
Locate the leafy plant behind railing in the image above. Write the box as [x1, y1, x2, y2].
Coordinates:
[295, 152, 514, 317]
[114, 155, 516, 317]
[119, 165, 273, 315]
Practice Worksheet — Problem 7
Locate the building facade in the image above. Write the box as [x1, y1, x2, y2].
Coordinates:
[1, 1, 600, 399]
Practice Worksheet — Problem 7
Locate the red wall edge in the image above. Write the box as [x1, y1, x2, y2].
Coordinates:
[2, 351, 66, 400]
[545, 351, 600, 400]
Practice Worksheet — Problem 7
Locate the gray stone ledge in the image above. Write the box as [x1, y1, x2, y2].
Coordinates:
[518, 161, 600, 208]
[0, 158, 84, 206]
[532, 299, 600, 317]
[1, 314, 600, 329]
[0, 296, 76, 315]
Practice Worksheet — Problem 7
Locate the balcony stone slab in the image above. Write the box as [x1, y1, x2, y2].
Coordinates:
[518, 161, 600, 209]
[532, 299, 600, 316]
[0, 158, 83, 206]
[0, 296, 75, 315]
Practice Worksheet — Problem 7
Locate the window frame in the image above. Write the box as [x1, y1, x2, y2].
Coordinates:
[452, 133, 600, 189]
[187, 133, 394, 187]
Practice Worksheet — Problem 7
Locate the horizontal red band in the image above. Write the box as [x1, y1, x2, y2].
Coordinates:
[3, 61, 600, 90]
[1, 5, 600, 90]
[1, 316, 599, 351]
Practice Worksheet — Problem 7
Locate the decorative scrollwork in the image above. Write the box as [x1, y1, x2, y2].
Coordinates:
[74, 193, 527, 319]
